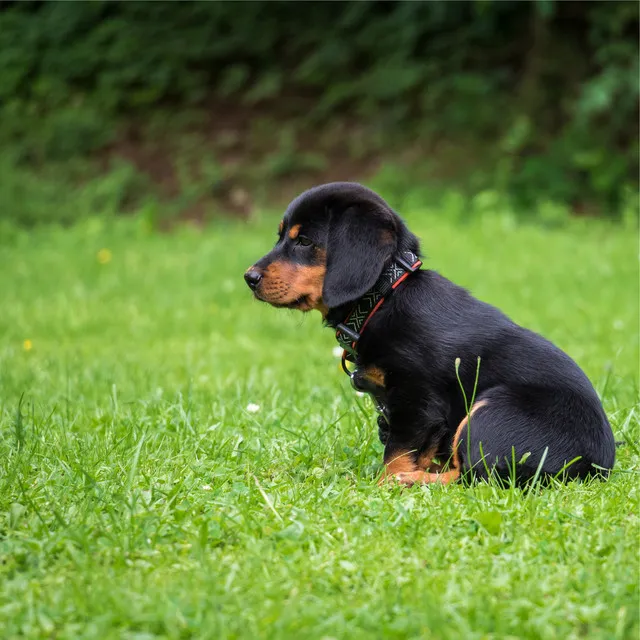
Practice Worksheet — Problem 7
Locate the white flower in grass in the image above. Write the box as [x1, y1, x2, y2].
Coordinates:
[246, 403, 261, 413]
[332, 346, 343, 358]
[201, 484, 212, 491]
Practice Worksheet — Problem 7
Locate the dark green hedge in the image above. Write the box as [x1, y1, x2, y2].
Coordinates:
[0, 0, 637, 215]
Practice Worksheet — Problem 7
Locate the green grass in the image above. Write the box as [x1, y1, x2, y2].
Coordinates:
[0, 209, 638, 639]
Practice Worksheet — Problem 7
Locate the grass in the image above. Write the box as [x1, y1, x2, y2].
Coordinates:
[0, 208, 638, 639]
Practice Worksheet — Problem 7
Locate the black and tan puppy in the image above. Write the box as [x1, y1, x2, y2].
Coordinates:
[244, 182, 616, 486]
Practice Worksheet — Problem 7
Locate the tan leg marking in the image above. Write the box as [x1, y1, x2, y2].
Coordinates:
[387, 400, 489, 486]
[379, 449, 417, 485]
[450, 399, 488, 470]
[394, 469, 461, 486]
[416, 446, 442, 473]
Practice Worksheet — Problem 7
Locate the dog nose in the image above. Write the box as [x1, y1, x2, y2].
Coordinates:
[244, 269, 263, 291]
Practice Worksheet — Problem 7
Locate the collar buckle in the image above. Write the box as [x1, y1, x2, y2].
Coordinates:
[395, 252, 421, 273]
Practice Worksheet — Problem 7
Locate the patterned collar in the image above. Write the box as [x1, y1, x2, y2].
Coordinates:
[335, 251, 422, 361]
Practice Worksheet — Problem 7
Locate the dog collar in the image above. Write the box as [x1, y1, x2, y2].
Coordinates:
[335, 251, 421, 361]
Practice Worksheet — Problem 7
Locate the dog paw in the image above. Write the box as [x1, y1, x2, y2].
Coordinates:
[393, 472, 423, 486]
[378, 471, 421, 487]
[388, 470, 460, 486]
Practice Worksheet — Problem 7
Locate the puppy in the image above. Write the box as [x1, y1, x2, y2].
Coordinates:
[244, 182, 616, 485]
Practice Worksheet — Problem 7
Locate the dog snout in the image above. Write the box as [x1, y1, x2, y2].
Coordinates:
[244, 268, 263, 291]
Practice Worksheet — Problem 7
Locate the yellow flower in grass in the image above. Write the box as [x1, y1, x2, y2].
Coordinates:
[97, 248, 112, 264]
[23, 339, 32, 351]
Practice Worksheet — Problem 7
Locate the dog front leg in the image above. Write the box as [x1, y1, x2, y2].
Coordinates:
[379, 394, 450, 485]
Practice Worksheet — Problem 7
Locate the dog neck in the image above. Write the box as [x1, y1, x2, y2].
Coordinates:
[325, 251, 422, 358]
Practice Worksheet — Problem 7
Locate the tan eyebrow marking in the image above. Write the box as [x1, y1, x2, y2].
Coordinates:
[288, 224, 301, 240]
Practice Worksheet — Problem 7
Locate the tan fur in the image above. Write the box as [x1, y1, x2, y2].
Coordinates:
[384, 399, 488, 486]
[393, 469, 461, 486]
[451, 399, 488, 470]
[362, 366, 385, 388]
[379, 449, 417, 485]
[416, 446, 442, 472]
[288, 224, 301, 240]
[258, 249, 327, 314]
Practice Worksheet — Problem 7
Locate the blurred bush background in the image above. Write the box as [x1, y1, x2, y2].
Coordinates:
[0, 0, 638, 228]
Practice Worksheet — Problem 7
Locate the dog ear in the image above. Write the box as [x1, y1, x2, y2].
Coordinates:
[322, 205, 396, 308]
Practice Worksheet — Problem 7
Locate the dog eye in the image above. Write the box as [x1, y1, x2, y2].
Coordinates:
[297, 236, 313, 247]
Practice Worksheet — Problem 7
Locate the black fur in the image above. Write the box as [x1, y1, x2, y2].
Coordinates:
[245, 182, 616, 484]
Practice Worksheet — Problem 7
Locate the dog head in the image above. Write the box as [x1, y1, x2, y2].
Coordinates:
[244, 182, 420, 313]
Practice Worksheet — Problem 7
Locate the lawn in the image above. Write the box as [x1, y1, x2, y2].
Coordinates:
[0, 208, 638, 639]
